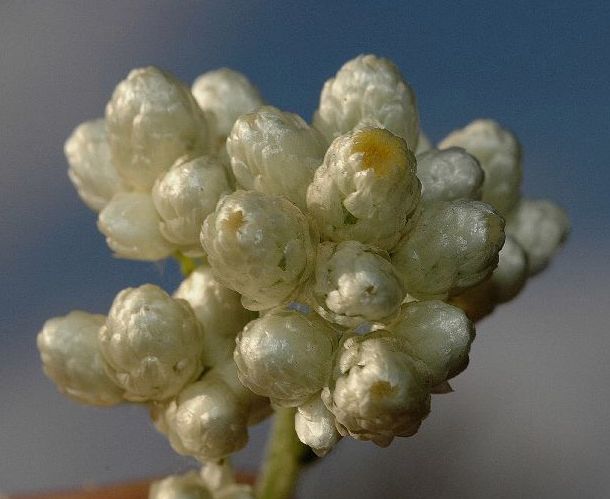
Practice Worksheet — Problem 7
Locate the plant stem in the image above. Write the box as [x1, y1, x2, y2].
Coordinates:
[174, 251, 197, 277]
[256, 407, 307, 499]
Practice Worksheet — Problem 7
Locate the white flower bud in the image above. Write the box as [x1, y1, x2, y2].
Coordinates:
[154, 363, 254, 461]
[201, 190, 317, 311]
[415, 131, 432, 155]
[105, 67, 209, 190]
[306, 127, 420, 250]
[149, 471, 212, 499]
[389, 301, 475, 387]
[438, 119, 522, 215]
[324, 335, 430, 446]
[65, 119, 128, 211]
[416, 147, 484, 204]
[37, 311, 123, 406]
[174, 265, 257, 366]
[201, 461, 255, 499]
[99, 284, 204, 402]
[192, 68, 264, 152]
[234, 308, 339, 407]
[152, 155, 231, 254]
[391, 200, 505, 300]
[306, 241, 405, 327]
[97, 192, 175, 261]
[295, 394, 341, 456]
[506, 199, 570, 275]
[314, 54, 419, 150]
[226, 106, 327, 210]
[449, 235, 529, 321]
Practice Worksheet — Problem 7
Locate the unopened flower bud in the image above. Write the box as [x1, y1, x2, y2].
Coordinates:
[416, 147, 484, 204]
[227, 106, 326, 210]
[307, 241, 405, 327]
[152, 155, 231, 254]
[174, 265, 257, 366]
[295, 394, 341, 456]
[37, 311, 123, 406]
[324, 335, 430, 446]
[65, 119, 128, 211]
[201, 190, 317, 310]
[97, 192, 175, 261]
[389, 301, 475, 386]
[149, 471, 212, 499]
[192, 68, 264, 152]
[307, 127, 420, 250]
[234, 308, 339, 407]
[391, 199, 505, 299]
[314, 54, 419, 150]
[99, 284, 204, 401]
[506, 199, 569, 275]
[106, 67, 209, 190]
[438, 119, 522, 215]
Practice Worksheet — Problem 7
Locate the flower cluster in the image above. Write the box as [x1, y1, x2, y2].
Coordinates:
[38, 54, 569, 494]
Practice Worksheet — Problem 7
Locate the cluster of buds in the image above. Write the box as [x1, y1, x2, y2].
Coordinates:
[38, 54, 568, 493]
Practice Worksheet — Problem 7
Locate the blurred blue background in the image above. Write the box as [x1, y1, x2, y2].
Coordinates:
[1, 1, 609, 497]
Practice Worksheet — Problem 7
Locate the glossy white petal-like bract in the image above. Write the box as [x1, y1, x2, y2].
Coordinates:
[314, 54, 419, 150]
[149, 471, 212, 499]
[106, 67, 209, 190]
[438, 119, 521, 215]
[153, 155, 231, 254]
[99, 284, 204, 402]
[391, 199, 505, 299]
[227, 106, 326, 210]
[201, 190, 317, 311]
[37, 311, 123, 406]
[307, 127, 420, 250]
[97, 192, 176, 261]
[65, 118, 128, 211]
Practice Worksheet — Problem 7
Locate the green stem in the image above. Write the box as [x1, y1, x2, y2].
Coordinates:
[174, 251, 197, 277]
[256, 407, 307, 499]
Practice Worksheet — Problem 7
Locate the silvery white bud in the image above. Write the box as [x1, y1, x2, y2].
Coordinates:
[325, 335, 430, 446]
[105, 67, 209, 190]
[37, 311, 123, 406]
[389, 301, 475, 387]
[450, 235, 529, 320]
[295, 394, 341, 456]
[415, 131, 432, 155]
[152, 155, 231, 254]
[65, 119, 128, 211]
[306, 127, 420, 250]
[307, 241, 405, 327]
[391, 200, 505, 299]
[99, 284, 204, 402]
[314, 54, 419, 150]
[416, 147, 484, 204]
[156, 363, 253, 461]
[201, 190, 317, 311]
[192, 68, 264, 152]
[227, 106, 326, 210]
[234, 307, 339, 407]
[506, 199, 569, 275]
[97, 192, 175, 261]
[201, 461, 255, 499]
[438, 119, 522, 215]
[174, 265, 257, 366]
[149, 471, 212, 499]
